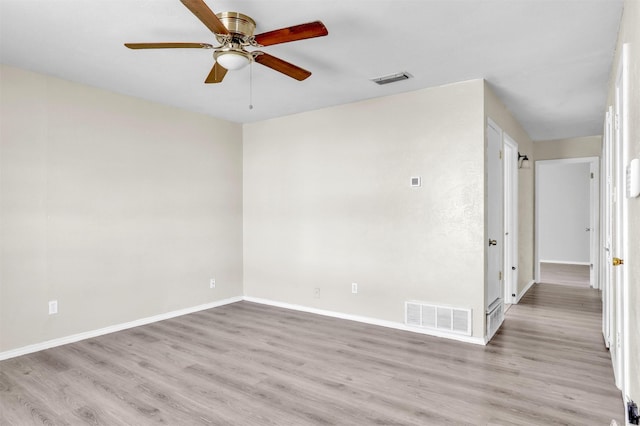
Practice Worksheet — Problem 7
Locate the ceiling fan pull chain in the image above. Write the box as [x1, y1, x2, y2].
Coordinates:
[249, 61, 254, 110]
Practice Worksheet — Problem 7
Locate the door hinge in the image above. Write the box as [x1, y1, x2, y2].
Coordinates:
[591, 172, 594, 179]
[615, 113, 620, 130]
[499, 271, 502, 280]
[499, 150, 503, 159]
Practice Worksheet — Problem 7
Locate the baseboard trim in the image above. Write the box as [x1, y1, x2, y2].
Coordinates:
[539, 260, 591, 266]
[0, 296, 243, 361]
[0, 294, 488, 360]
[516, 280, 536, 303]
[243, 296, 486, 346]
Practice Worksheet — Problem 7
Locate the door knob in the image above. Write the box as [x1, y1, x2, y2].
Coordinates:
[586, 228, 591, 232]
[488, 239, 497, 246]
[613, 257, 624, 266]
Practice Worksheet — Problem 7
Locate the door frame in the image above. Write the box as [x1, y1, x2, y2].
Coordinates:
[589, 160, 600, 289]
[534, 157, 600, 285]
[601, 107, 613, 348]
[486, 118, 504, 311]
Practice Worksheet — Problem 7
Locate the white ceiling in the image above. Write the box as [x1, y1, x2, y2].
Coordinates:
[0, 0, 623, 141]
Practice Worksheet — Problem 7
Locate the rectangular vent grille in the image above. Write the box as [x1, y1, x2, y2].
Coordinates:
[371, 72, 412, 85]
[405, 302, 471, 336]
[486, 301, 504, 341]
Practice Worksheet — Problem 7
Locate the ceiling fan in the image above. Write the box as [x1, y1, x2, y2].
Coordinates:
[125, 0, 328, 84]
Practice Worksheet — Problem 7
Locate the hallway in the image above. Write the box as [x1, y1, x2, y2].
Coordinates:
[494, 282, 623, 424]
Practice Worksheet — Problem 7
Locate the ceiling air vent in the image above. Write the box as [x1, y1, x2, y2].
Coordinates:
[371, 72, 412, 85]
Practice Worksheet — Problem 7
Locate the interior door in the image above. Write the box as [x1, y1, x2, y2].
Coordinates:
[611, 43, 629, 393]
[503, 135, 518, 304]
[486, 119, 503, 310]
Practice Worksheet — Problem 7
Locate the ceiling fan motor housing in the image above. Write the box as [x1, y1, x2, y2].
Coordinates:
[216, 12, 256, 38]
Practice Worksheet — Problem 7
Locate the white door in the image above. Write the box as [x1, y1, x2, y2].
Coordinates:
[503, 135, 518, 304]
[611, 44, 629, 395]
[486, 119, 503, 310]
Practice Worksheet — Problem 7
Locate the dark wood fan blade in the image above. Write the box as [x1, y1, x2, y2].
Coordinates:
[124, 42, 213, 49]
[205, 62, 227, 83]
[254, 52, 311, 81]
[254, 21, 328, 47]
[180, 0, 229, 35]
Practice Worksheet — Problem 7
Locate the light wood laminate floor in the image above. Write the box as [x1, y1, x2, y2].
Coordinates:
[1, 284, 623, 425]
[540, 262, 591, 287]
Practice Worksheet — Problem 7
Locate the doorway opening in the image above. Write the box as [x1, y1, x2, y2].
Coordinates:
[534, 157, 600, 288]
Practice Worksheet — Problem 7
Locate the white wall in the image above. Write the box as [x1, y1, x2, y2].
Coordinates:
[0, 65, 244, 352]
[537, 161, 591, 264]
[244, 80, 487, 339]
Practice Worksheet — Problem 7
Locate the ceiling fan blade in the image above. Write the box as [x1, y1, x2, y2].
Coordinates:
[125, 42, 213, 49]
[205, 62, 227, 83]
[180, 0, 229, 35]
[254, 21, 328, 47]
[254, 52, 311, 81]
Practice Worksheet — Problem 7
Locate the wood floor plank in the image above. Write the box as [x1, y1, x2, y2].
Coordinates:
[0, 283, 623, 425]
[540, 262, 591, 287]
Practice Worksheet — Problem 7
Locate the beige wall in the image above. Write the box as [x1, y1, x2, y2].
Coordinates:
[534, 136, 602, 161]
[244, 80, 487, 339]
[0, 65, 244, 352]
[484, 83, 535, 298]
[0, 67, 537, 351]
[605, 0, 640, 405]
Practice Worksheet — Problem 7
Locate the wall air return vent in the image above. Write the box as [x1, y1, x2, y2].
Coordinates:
[371, 72, 412, 85]
[486, 299, 504, 341]
[405, 301, 471, 336]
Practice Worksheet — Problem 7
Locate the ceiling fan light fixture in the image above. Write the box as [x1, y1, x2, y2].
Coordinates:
[215, 49, 252, 71]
